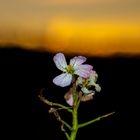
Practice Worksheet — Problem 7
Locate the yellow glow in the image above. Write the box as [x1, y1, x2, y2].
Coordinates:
[45, 18, 140, 56]
[0, 17, 140, 56]
[0, 0, 140, 56]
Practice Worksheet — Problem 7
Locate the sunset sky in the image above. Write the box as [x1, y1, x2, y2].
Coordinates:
[0, 0, 140, 56]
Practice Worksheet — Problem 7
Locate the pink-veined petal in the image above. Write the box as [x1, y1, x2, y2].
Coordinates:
[64, 88, 74, 106]
[70, 56, 87, 69]
[53, 73, 72, 87]
[74, 64, 93, 78]
[53, 53, 67, 72]
[66, 94, 73, 106]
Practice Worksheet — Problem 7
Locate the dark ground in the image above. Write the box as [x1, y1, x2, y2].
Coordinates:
[0, 47, 140, 139]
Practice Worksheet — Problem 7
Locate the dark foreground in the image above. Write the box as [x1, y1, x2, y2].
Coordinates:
[0, 47, 140, 139]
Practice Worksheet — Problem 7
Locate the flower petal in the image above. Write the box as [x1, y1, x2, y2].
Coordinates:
[81, 87, 93, 94]
[64, 88, 74, 106]
[53, 53, 67, 72]
[88, 72, 97, 86]
[89, 71, 98, 83]
[65, 94, 73, 106]
[74, 64, 93, 78]
[81, 93, 94, 102]
[53, 73, 72, 87]
[76, 76, 84, 86]
[70, 56, 87, 69]
[95, 84, 101, 92]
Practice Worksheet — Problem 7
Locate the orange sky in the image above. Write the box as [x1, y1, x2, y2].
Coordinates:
[45, 18, 140, 56]
[0, 0, 140, 56]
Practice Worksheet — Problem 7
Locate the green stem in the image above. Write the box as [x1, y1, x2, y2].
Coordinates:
[69, 106, 78, 140]
[78, 112, 115, 129]
[38, 95, 72, 113]
[61, 120, 72, 130]
[69, 88, 80, 140]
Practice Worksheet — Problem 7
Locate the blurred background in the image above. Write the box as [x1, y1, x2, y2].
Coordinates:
[0, 0, 140, 139]
[0, 0, 140, 56]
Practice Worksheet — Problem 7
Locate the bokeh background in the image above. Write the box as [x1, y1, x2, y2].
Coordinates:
[0, 0, 140, 139]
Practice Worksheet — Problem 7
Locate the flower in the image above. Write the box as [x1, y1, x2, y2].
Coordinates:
[76, 70, 101, 95]
[64, 90, 94, 106]
[64, 70, 101, 106]
[53, 53, 93, 87]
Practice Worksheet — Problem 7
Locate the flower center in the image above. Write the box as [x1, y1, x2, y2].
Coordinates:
[83, 79, 89, 87]
[66, 65, 75, 74]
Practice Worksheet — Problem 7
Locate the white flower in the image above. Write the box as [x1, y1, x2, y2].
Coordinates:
[76, 70, 101, 94]
[53, 53, 93, 87]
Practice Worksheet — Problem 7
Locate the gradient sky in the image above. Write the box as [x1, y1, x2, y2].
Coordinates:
[0, 0, 140, 56]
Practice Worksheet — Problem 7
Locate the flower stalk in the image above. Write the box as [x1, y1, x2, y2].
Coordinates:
[69, 85, 79, 140]
[37, 53, 115, 140]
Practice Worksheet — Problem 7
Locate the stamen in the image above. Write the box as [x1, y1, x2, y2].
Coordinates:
[66, 65, 75, 74]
